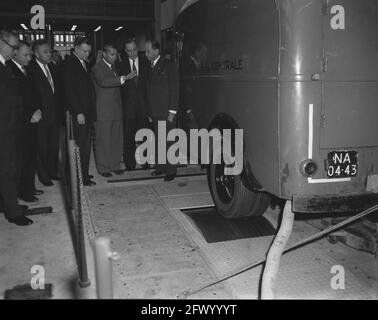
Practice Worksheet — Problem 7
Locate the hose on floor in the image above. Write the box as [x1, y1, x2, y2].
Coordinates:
[181, 203, 378, 298]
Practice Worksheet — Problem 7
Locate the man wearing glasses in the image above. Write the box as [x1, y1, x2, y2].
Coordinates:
[0, 30, 33, 226]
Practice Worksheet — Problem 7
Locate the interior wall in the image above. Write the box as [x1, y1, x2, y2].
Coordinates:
[161, 0, 188, 30]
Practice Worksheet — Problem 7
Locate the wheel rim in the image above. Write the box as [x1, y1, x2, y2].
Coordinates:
[214, 163, 235, 204]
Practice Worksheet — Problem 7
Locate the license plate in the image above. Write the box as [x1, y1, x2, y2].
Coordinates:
[327, 151, 358, 178]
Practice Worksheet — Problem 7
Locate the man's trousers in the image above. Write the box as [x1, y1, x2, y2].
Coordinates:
[94, 120, 123, 174]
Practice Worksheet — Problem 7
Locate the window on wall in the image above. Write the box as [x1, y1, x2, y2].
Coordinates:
[16, 30, 45, 43]
[53, 31, 85, 48]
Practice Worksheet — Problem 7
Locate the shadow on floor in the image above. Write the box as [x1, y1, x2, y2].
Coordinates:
[182, 206, 276, 243]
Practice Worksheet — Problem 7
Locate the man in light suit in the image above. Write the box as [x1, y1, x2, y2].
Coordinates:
[144, 39, 180, 181]
[0, 30, 33, 226]
[63, 37, 97, 186]
[118, 38, 150, 171]
[91, 44, 136, 177]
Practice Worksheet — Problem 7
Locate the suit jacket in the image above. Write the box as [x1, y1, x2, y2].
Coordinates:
[117, 54, 148, 120]
[63, 54, 97, 122]
[28, 59, 61, 126]
[91, 59, 123, 121]
[7, 60, 40, 124]
[0, 62, 23, 178]
[146, 57, 179, 119]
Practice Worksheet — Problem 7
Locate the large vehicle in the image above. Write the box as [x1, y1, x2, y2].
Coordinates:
[175, 0, 378, 218]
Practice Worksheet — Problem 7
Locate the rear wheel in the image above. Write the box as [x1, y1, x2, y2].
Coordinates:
[208, 159, 270, 219]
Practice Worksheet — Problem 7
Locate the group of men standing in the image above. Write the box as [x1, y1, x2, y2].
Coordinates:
[0, 29, 180, 226]
[67, 37, 179, 183]
[0, 30, 61, 226]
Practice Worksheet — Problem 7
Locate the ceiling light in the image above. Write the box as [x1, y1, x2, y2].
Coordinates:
[115, 26, 123, 31]
[20, 24, 28, 30]
[94, 26, 101, 32]
[71, 25, 77, 31]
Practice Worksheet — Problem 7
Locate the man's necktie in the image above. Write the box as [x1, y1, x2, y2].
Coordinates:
[132, 59, 137, 73]
[132, 59, 138, 84]
[111, 64, 117, 76]
[81, 60, 87, 72]
[151, 61, 155, 69]
[43, 64, 54, 92]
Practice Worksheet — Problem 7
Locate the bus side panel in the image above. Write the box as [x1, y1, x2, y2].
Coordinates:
[278, 0, 324, 76]
[190, 78, 280, 195]
[279, 82, 378, 198]
[177, 0, 280, 193]
[279, 82, 320, 199]
[320, 0, 378, 148]
[223, 80, 279, 195]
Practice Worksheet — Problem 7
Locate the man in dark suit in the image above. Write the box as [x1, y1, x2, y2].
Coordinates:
[91, 44, 136, 177]
[144, 39, 180, 181]
[0, 30, 33, 225]
[29, 40, 61, 186]
[118, 39, 149, 170]
[63, 37, 96, 186]
[7, 41, 42, 204]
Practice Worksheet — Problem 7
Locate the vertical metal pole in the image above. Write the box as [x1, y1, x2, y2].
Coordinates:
[261, 200, 294, 299]
[65, 111, 72, 141]
[94, 237, 116, 299]
[76, 192, 90, 288]
[68, 140, 78, 218]
[68, 140, 90, 288]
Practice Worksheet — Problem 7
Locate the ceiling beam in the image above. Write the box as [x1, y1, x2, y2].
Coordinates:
[0, 12, 153, 22]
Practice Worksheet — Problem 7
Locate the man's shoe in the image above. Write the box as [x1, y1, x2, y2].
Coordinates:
[112, 170, 124, 175]
[164, 174, 176, 182]
[40, 180, 53, 187]
[50, 176, 61, 181]
[152, 170, 164, 176]
[83, 180, 96, 186]
[88, 175, 94, 179]
[19, 205, 28, 211]
[142, 164, 151, 170]
[34, 190, 44, 196]
[8, 216, 33, 226]
[125, 166, 136, 171]
[100, 173, 112, 178]
[19, 196, 39, 205]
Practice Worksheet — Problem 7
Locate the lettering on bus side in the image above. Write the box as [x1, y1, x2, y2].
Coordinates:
[202, 59, 244, 72]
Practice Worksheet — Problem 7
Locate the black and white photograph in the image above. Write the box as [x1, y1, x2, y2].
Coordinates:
[0, 0, 378, 307]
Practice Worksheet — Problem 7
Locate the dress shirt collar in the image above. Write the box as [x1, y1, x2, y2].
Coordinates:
[0, 54, 6, 66]
[152, 55, 160, 68]
[129, 56, 138, 64]
[103, 58, 112, 70]
[36, 58, 48, 73]
[11, 59, 24, 72]
[190, 56, 201, 69]
[73, 52, 85, 64]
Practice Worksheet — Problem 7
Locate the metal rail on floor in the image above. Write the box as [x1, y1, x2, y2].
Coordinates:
[182, 201, 378, 299]
[64, 111, 118, 298]
[107, 172, 206, 184]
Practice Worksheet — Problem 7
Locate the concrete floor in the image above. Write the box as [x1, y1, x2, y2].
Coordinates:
[1, 158, 378, 299]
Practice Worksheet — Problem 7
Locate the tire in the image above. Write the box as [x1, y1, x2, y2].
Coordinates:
[208, 162, 270, 219]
